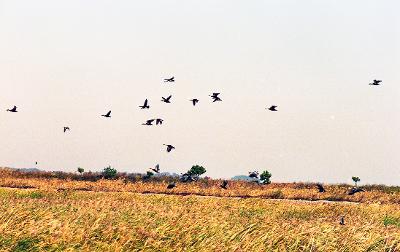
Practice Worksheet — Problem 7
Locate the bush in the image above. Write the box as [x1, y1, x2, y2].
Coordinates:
[102, 166, 117, 179]
[187, 165, 206, 176]
[77, 167, 84, 174]
[260, 170, 272, 184]
[352, 176, 360, 187]
[142, 171, 154, 180]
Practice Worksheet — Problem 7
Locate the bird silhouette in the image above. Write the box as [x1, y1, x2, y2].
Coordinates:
[190, 99, 199, 106]
[268, 105, 278, 111]
[167, 182, 176, 189]
[369, 79, 382, 85]
[210, 93, 222, 102]
[163, 144, 175, 152]
[348, 187, 365, 195]
[161, 95, 172, 103]
[6, 106, 18, 112]
[150, 164, 160, 173]
[164, 77, 175, 82]
[101, 111, 111, 118]
[155, 119, 164, 125]
[63, 127, 70, 133]
[139, 99, 150, 109]
[249, 171, 259, 179]
[142, 119, 155, 126]
[220, 180, 228, 189]
[340, 216, 345, 225]
[316, 184, 325, 193]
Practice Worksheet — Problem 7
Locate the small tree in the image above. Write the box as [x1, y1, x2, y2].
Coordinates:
[187, 165, 206, 176]
[143, 171, 154, 180]
[103, 166, 117, 179]
[260, 170, 272, 184]
[77, 167, 84, 174]
[181, 165, 206, 182]
[352, 176, 360, 187]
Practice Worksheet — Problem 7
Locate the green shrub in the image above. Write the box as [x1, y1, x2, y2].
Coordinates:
[187, 165, 206, 176]
[352, 176, 360, 187]
[260, 170, 272, 184]
[102, 166, 117, 179]
[77, 167, 84, 174]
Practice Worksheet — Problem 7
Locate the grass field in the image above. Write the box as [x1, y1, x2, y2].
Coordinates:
[1, 169, 400, 251]
[1, 188, 400, 251]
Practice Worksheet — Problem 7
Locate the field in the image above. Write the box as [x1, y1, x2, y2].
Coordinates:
[1, 169, 400, 251]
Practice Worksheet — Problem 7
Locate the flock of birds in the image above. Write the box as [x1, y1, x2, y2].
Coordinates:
[5, 77, 383, 224]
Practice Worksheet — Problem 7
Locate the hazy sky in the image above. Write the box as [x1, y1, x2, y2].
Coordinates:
[0, 1, 399, 185]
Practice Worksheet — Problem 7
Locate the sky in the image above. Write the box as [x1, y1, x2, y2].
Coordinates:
[0, 0, 399, 185]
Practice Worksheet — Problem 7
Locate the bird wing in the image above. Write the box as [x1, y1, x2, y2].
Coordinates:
[167, 95, 172, 100]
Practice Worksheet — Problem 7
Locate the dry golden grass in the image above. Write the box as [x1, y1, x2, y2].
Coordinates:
[0, 187, 400, 251]
[1, 170, 400, 251]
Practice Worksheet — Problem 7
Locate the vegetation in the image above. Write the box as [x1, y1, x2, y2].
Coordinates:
[260, 170, 272, 184]
[187, 165, 206, 176]
[352, 176, 361, 187]
[0, 186, 399, 251]
[77, 167, 84, 174]
[102, 166, 117, 179]
[181, 165, 207, 182]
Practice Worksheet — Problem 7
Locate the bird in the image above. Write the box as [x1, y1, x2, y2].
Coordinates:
[155, 119, 164, 125]
[35, 161, 38, 165]
[369, 79, 382, 85]
[340, 216, 345, 225]
[190, 99, 199, 106]
[163, 144, 175, 153]
[6, 106, 18, 112]
[63, 127, 70, 133]
[210, 93, 222, 102]
[220, 180, 228, 189]
[150, 164, 160, 173]
[161, 95, 172, 103]
[142, 119, 155, 126]
[348, 187, 365, 195]
[101, 111, 111, 118]
[164, 77, 175, 82]
[167, 182, 176, 189]
[267, 105, 278, 111]
[317, 184, 325, 193]
[249, 171, 259, 179]
[139, 99, 150, 109]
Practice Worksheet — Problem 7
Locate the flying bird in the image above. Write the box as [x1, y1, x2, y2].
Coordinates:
[190, 99, 199, 106]
[340, 216, 345, 225]
[63, 127, 70, 133]
[150, 164, 160, 173]
[142, 119, 155, 126]
[210, 93, 222, 102]
[155, 119, 164, 125]
[220, 180, 228, 189]
[163, 144, 175, 153]
[369, 79, 382, 85]
[167, 182, 176, 189]
[161, 95, 172, 103]
[6, 106, 18, 112]
[164, 77, 175, 82]
[249, 171, 259, 179]
[101, 111, 111, 118]
[316, 184, 325, 193]
[267, 105, 278, 111]
[139, 99, 150, 109]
